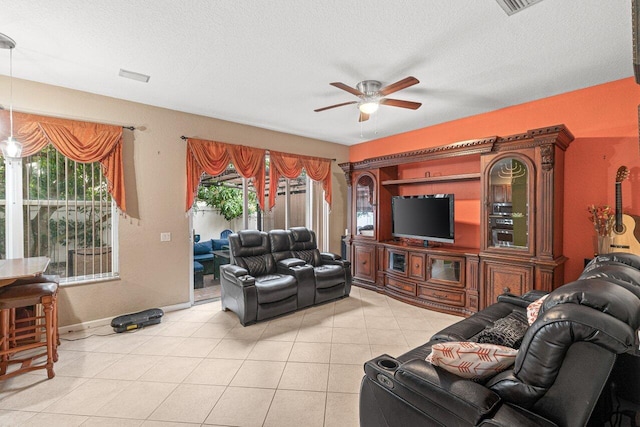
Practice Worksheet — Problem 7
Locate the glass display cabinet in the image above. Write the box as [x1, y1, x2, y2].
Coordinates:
[355, 173, 376, 238]
[487, 157, 530, 250]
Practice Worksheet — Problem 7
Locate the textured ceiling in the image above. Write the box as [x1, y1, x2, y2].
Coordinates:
[0, 1, 633, 145]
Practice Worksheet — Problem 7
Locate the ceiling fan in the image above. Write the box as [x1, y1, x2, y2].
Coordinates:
[314, 76, 422, 122]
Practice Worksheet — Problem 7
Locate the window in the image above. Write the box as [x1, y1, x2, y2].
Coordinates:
[195, 157, 329, 249]
[1, 145, 118, 282]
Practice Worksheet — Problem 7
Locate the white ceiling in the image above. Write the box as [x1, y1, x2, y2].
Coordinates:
[0, 1, 633, 145]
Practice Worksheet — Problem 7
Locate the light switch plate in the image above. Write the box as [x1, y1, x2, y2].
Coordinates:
[160, 232, 171, 242]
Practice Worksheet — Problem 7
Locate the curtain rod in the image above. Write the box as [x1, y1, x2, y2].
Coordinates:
[0, 105, 139, 130]
[180, 135, 336, 161]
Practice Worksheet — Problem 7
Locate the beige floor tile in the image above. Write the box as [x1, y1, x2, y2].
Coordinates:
[94, 354, 162, 380]
[230, 360, 286, 388]
[149, 383, 225, 424]
[247, 340, 293, 361]
[0, 375, 87, 411]
[178, 309, 220, 323]
[295, 326, 333, 343]
[288, 342, 331, 363]
[172, 337, 221, 357]
[267, 312, 304, 327]
[365, 315, 400, 330]
[224, 323, 269, 340]
[403, 329, 438, 348]
[325, 392, 360, 427]
[189, 322, 234, 339]
[259, 323, 300, 341]
[367, 328, 409, 346]
[20, 412, 88, 426]
[43, 378, 131, 416]
[82, 417, 144, 426]
[263, 389, 326, 427]
[330, 343, 372, 365]
[362, 306, 395, 317]
[55, 351, 125, 378]
[208, 310, 243, 326]
[129, 336, 186, 356]
[138, 356, 201, 383]
[207, 339, 256, 359]
[58, 334, 108, 352]
[91, 332, 153, 354]
[278, 362, 329, 391]
[205, 386, 275, 426]
[183, 358, 243, 385]
[141, 421, 200, 427]
[301, 313, 334, 328]
[370, 344, 411, 359]
[332, 314, 366, 329]
[155, 321, 206, 337]
[95, 381, 177, 419]
[0, 409, 36, 425]
[328, 364, 365, 393]
[0, 286, 466, 426]
[396, 316, 434, 330]
[332, 327, 370, 344]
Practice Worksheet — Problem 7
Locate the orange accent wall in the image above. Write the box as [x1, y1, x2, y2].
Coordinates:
[349, 77, 640, 281]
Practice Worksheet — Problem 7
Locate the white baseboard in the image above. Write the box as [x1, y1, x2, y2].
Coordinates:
[58, 301, 193, 334]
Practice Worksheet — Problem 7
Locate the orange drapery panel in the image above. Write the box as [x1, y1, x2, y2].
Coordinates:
[228, 145, 266, 210]
[186, 139, 231, 210]
[268, 150, 332, 210]
[0, 111, 126, 212]
[185, 138, 266, 211]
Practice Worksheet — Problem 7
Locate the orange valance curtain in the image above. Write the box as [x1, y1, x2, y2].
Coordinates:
[0, 110, 126, 212]
[185, 138, 266, 211]
[268, 150, 332, 211]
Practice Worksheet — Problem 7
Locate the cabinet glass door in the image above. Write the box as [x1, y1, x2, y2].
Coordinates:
[488, 157, 529, 250]
[355, 174, 375, 237]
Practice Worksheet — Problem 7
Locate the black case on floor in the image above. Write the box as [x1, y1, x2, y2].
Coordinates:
[110, 308, 164, 333]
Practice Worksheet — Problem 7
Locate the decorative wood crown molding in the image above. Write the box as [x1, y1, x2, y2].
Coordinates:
[340, 124, 574, 171]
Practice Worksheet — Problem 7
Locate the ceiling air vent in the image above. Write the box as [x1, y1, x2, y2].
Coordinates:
[495, 0, 544, 16]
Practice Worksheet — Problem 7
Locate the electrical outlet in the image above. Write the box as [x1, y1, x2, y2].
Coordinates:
[160, 232, 171, 242]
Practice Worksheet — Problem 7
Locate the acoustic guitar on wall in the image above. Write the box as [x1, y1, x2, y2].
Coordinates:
[610, 166, 640, 255]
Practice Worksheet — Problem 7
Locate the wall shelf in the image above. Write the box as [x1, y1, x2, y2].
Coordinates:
[381, 173, 481, 186]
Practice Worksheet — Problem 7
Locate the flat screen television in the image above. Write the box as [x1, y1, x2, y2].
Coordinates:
[391, 194, 454, 244]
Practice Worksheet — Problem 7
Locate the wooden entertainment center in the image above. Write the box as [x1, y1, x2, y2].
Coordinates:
[340, 125, 574, 316]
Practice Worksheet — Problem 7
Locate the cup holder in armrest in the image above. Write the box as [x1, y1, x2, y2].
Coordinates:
[377, 358, 399, 370]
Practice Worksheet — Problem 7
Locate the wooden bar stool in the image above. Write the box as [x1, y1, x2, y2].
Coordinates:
[0, 281, 59, 380]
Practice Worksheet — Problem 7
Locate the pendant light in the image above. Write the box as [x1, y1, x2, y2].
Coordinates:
[0, 33, 22, 159]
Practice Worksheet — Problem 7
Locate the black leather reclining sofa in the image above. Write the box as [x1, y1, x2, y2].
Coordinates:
[220, 227, 351, 326]
[360, 252, 640, 427]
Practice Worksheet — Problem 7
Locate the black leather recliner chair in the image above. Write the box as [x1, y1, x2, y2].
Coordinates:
[289, 227, 352, 304]
[220, 230, 314, 326]
[360, 252, 640, 427]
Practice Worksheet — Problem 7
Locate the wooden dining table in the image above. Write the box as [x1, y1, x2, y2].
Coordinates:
[0, 257, 50, 288]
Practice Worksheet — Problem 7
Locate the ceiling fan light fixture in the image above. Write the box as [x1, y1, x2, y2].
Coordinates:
[359, 101, 379, 114]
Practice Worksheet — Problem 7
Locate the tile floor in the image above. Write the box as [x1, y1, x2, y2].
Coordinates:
[0, 286, 462, 427]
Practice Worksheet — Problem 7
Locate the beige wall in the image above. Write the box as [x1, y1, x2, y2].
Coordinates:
[1, 76, 349, 327]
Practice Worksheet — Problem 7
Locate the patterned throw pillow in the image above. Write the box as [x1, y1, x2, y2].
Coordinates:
[426, 341, 518, 381]
[475, 310, 528, 349]
[526, 294, 549, 325]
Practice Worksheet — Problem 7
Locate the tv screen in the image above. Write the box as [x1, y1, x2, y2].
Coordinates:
[392, 194, 454, 244]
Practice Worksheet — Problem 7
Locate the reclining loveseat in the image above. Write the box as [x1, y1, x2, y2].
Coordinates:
[220, 228, 351, 326]
[360, 252, 640, 426]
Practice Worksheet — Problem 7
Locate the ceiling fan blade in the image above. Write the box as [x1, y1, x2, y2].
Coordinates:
[358, 112, 370, 122]
[314, 100, 358, 112]
[330, 82, 364, 97]
[380, 98, 422, 110]
[379, 76, 419, 96]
